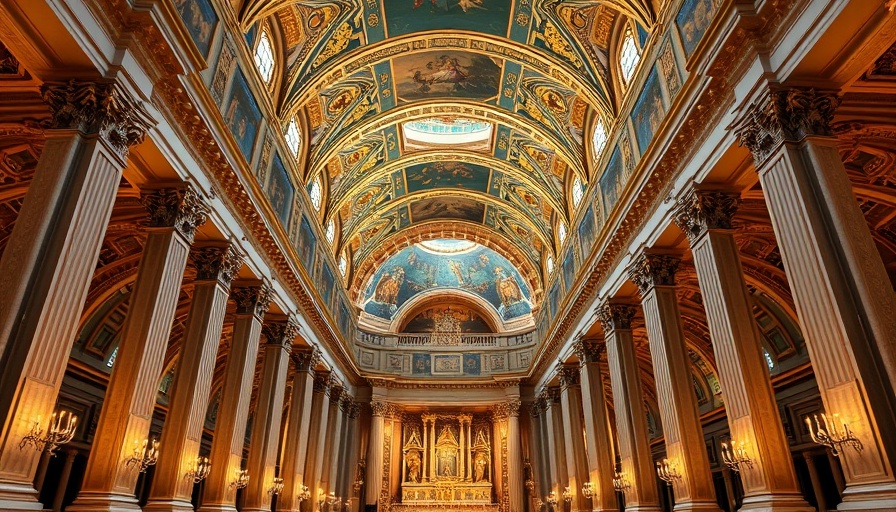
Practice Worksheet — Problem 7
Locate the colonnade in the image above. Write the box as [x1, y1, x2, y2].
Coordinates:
[525, 86, 896, 512]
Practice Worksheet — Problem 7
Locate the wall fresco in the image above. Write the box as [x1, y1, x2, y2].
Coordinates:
[223, 67, 262, 163]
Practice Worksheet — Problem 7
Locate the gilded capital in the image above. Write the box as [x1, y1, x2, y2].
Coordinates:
[41, 80, 155, 159]
[573, 336, 603, 363]
[492, 399, 521, 420]
[628, 253, 680, 296]
[291, 348, 321, 373]
[231, 282, 273, 317]
[557, 364, 580, 388]
[734, 87, 840, 165]
[261, 317, 300, 350]
[140, 187, 210, 242]
[192, 244, 243, 286]
[672, 189, 741, 243]
[370, 400, 395, 417]
[595, 302, 637, 332]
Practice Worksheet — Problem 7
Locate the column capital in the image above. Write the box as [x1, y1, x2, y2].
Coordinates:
[313, 371, 330, 394]
[557, 363, 581, 389]
[140, 186, 210, 243]
[370, 400, 397, 418]
[595, 302, 637, 332]
[40, 80, 155, 159]
[349, 402, 362, 419]
[327, 373, 343, 396]
[492, 399, 521, 420]
[733, 86, 840, 165]
[340, 393, 354, 413]
[672, 188, 741, 243]
[328, 385, 344, 403]
[231, 281, 273, 318]
[573, 336, 604, 363]
[291, 347, 321, 373]
[541, 386, 561, 406]
[628, 253, 680, 296]
[261, 317, 300, 350]
[191, 243, 243, 286]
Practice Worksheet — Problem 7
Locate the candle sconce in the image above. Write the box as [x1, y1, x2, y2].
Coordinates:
[19, 410, 78, 455]
[581, 481, 594, 498]
[297, 485, 311, 502]
[612, 469, 630, 493]
[656, 459, 681, 486]
[268, 477, 284, 496]
[125, 438, 159, 473]
[230, 468, 249, 490]
[545, 490, 558, 506]
[562, 486, 573, 503]
[186, 456, 211, 483]
[805, 413, 863, 457]
[721, 439, 753, 473]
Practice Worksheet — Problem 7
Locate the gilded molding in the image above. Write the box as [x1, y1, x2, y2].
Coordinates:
[628, 253, 680, 296]
[231, 282, 273, 317]
[40, 80, 155, 159]
[192, 244, 243, 286]
[594, 302, 637, 332]
[672, 189, 741, 243]
[261, 318, 300, 350]
[492, 399, 521, 420]
[140, 187, 210, 243]
[734, 87, 840, 165]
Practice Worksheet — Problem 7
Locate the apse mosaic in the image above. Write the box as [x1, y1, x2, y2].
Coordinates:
[362, 241, 532, 322]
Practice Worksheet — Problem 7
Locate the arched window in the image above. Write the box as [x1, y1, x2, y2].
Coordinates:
[309, 178, 322, 211]
[326, 220, 335, 243]
[545, 254, 554, 274]
[284, 118, 301, 158]
[619, 24, 641, 85]
[592, 117, 608, 158]
[558, 223, 567, 244]
[253, 28, 275, 84]
[339, 255, 348, 277]
[572, 177, 584, 208]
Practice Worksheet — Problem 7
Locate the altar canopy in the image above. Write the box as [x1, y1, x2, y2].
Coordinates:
[400, 413, 494, 506]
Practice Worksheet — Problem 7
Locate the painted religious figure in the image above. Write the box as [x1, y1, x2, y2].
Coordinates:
[473, 451, 489, 482]
[406, 450, 422, 483]
[438, 448, 457, 477]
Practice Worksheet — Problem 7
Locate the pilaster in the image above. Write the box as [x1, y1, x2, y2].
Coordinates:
[558, 364, 591, 512]
[277, 349, 321, 512]
[542, 386, 568, 499]
[305, 372, 332, 512]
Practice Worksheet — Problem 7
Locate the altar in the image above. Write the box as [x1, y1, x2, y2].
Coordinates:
[398, 412, 496, 508]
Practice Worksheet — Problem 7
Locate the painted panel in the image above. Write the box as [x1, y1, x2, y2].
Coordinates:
[409, 197, 486, 224]
[562, 248, 576, 292]
[598, 146, 624, 219]
[676, 0, 720, 56]
[383, 0, 511, 37]
[175, 0, 218, 58]
[296, 215, 317, 273]
[320, 262, 335, 308]
[405, 162, 490, 193]
[412, 353, 432, 375]
[578, 204, 596, 259]
[463, 354, 481, 376]
[548, 281, 561, 321]
[393, 51, 501, 102]
[432, 354, 463, 375]
[265, 152, 295, 227]
[630, 68, 665, 154]
[223, 67, 262, 162]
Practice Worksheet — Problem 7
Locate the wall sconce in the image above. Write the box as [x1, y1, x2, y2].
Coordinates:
[268, 477, 284, 496]
[525, 478, 537, 497]
[326, 492, 338, 506]
[612, 470, 630, 493]
[186, 456, 211, 483]
[562, 486, 573, 503]
[19, 410, 77, 455]
[721, 439, 753, 473]
[805, 413, 864, 457]
[317, 488, 326, 509]
[545, 490, 559, 506]
[297, 485, 311, 502]
[230, 468, 249, 490]
[656, 459, 681, 486]
[581, 481, 594, 498]
[125, 438, 159, 473]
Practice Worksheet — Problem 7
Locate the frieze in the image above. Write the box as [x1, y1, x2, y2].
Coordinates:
[628, 253, 681, 296]
[140, 187, 210, 243]
[672, 189, 741, 243]
[192, 244, 243, 286]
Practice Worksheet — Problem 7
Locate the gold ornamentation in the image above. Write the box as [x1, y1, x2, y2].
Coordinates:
[139, 187, 210, 243]
[313, 23, 354, 68]
[192, 244, 243, 285]
[672, 189, 741, 243]
[594, 302, 636, 332]
[541, 23, 581, 69]
[627, 253, 681, 296]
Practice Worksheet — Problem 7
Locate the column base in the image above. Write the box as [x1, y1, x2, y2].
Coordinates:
[66, 491, 142, 512]
[623, 506, 663, 512]
[673, 499, 724, 512]
[143, 499, 197, 512]
[0, 481, 44, 511]
[739, 493, 814, 512]
[197, 504, 238, 512]
[837, 481, 896, 511]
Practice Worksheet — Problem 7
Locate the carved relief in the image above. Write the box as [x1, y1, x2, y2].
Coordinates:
[557, 364, 580, 388]
[627, 253, 681, 296]
[140, 187, 210, 243]
[573, 336, 603, 363]
[672, 189, 741, 243]
[261, 318, 300, 349]
[192, 244, 243, 285]
[594, 302, 636, 332]
[491, 399, 521, 420]
[231, 283, 273, 317]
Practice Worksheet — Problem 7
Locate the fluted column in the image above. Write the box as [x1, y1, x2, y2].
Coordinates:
[145, 244, 243, 512]
[69, 187, 209, 512]
[339, 401, 361, 503]
[321, 385, 345, 497]
[304, 372, 331, 511]
[574, 338, 618, 512]
[493, 400, 524, 512]
[365, 401, 392, 511]
[542, 386, 568, 498]
[535, 397, 553, 498]
[673, 188, 811, 511]
[243, 318, 298, 512]
[735, 87, 896, 510]
[628, 253, 721, 511]
[597, 302, 661, 512]
[200, 282, 272, 511]
[557, 365, 591, 512]
[0, 81, 153, 510]
[277, 349, 321, 512]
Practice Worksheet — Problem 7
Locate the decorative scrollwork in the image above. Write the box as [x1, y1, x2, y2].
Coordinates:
[140, 187, 210, 243]
[192, 244, 243, 286]
[573, 336, 603, 364]
[594, 302, 637, 332]
[261, 318, 300, 350]
[557, 364, 580, 389]
[231, 282, 273, 317]
[672, 189, 741, 243]
[628, 253, 680, 296]
[491, 399, 521, 420]
[292, 348, 321, 373]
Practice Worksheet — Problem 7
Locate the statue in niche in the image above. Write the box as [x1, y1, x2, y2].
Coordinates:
[473, 451, 489, 482]
[406, 449, 422, 483]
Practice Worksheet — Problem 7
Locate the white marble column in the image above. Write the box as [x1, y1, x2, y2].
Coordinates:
[597, 302, 661, 512]
[366, 401, 394, 511]
[542, 386, 569, 498]
[145, 244, 242, 512]
[629, 253, 721, 511]
[322, 388, 345, 497]
[574, 338, 619, 512]
[304, 372, 331, 511]
[673, 188, 812, 511]
[242, 318, 298, 512]
[494, 399, 524, 512]
[69, 187, 209, 512]
[0, 81, 152, 510]
[735, 87, 896, 510]
[558, 365, 591, 512]
[277, 349, 321, 512]
[199, 282, 272, 512]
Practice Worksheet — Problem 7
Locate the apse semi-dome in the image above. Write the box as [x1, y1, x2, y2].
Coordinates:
[361, 240, 533, 326]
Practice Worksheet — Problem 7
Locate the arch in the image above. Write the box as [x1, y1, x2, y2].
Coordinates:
[389, 289, 505, 334]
